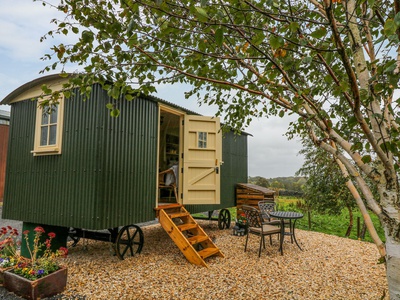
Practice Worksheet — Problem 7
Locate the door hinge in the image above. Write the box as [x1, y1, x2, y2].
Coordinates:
[182, 120, 184, 126]
[180, 193, 183, 199]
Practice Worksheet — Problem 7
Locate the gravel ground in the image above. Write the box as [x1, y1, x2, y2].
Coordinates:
[0, 211, 388, 299]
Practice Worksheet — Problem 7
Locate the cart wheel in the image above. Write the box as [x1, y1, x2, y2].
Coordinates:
[218, 209, 231, 230]
[68, 228, 81, 247]
[115, 225, 144, 260]
[70, 236, 81, 247]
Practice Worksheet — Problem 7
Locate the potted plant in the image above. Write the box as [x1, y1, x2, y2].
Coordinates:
[236, 213, 248, 235]
[0, 226, 20, 285]
[4, 226, 68, 300]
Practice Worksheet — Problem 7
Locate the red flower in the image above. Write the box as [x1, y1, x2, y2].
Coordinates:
[7, 226, 12, 230]
[48, 232, 56, 238]
[59, 247, 68, 257]
[34, 226, 45, 233]
[23, 230, 30, 235]
[45, 239, 51, 249]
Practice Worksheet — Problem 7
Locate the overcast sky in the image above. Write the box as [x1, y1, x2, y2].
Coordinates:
[0, 1, 304, 178]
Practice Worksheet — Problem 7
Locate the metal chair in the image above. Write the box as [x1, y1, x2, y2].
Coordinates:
[242, 205, 282, 257]
[258, 200, 281, 225]
[158, 168, 178, 202]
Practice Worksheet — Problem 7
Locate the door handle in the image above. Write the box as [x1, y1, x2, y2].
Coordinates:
[215, 167, 219, 174]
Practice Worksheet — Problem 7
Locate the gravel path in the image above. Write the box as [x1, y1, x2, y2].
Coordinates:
[0, 210, 388, 299]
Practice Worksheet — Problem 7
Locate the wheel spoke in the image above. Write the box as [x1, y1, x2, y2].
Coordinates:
[115, 225, 144, 260]
[218, 209, 231, 230]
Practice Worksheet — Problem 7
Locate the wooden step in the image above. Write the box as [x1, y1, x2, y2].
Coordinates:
[154, 204, 182, 211]
[158, 205, 224, 267]
[154, 204, 183, 218]
[187, 235, 209, 245]
[177, 223, 198, 232]
[169, 212, 190, 219]
[197, 247, 221, 259]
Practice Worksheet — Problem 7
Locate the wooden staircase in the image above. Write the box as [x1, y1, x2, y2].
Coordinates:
[155, 204, 224, 267]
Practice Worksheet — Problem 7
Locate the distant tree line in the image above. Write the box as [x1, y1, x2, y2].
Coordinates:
[248, 176, 305, 197]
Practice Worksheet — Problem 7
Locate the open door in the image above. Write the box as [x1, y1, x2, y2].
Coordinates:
[182, 115, 222, 205]
[158, 108, 182, 205]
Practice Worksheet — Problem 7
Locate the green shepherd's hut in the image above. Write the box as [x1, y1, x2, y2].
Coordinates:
[1, 74, 248, 266]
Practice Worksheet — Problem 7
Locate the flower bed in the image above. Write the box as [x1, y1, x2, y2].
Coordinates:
[0, 225, 68, 299]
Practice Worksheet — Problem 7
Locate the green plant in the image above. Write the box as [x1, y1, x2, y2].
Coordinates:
[13, 226, 67, 281]
[236, 213, 247, 225]
[0, 226, 20, 268]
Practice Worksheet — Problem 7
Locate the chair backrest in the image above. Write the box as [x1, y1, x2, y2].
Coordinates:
[159, 169, 175, 186]
[241, 205, 263, 228]
[258, 201, 276, 219]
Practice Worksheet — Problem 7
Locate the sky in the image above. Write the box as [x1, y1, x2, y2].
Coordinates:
[0, 1, 304, 178]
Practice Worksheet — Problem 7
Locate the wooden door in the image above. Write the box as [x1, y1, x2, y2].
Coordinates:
[182, 115, 222, 205]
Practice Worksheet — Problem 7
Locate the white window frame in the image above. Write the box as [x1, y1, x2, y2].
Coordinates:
[197, 131, 208, 148]
[31, 95, 65, 156]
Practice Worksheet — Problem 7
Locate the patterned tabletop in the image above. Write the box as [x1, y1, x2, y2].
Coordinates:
[269, 211, 304, 219]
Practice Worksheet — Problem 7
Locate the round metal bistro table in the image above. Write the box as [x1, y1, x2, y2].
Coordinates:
[269, 211, 304, 255]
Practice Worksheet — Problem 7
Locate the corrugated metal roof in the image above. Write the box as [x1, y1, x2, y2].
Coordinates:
[236, 183, 275, 195]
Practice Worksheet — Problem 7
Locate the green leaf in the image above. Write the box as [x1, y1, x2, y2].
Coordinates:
[302, 56, 312, 64]
[351, 142, 363, 151]
[258, 76, 268, 84]
[310, 27, 327, 39]
[251, 32, 265, 46]
[82, 30, 94, 43]
[361, 155, 372, 163]
[195, 6, 208, 22]
[347, 116, 358, 128]
[110, 108, 120, 117]
[279, 110, 285, 117]
[289, 22, 300, 32]
[394, 12, 400, 26]
[215, 28, 223, 47]
[384, 19, 396, 36]
[41, 84, 52, 95]
[106, 103, 114, 110]
[270, 35, 284, 50]
[384, 62, 396, 73]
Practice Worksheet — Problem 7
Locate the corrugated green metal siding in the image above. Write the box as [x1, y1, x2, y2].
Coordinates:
[185, 131, 248, 214]
[100, 95, 158, 228]
[58, 85, 107, 229]
[3, 87, 106, 228]
[3, 101, 36, 221]
[3, 86, 158, 229]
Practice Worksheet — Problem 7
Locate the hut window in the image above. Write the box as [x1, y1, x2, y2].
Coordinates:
[198, 132, 207, 148]
[32, 96, 64, 156]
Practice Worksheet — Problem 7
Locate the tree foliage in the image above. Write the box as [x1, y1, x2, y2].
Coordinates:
[296, 140, 356, 215]
[37, 0, 400, 297]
